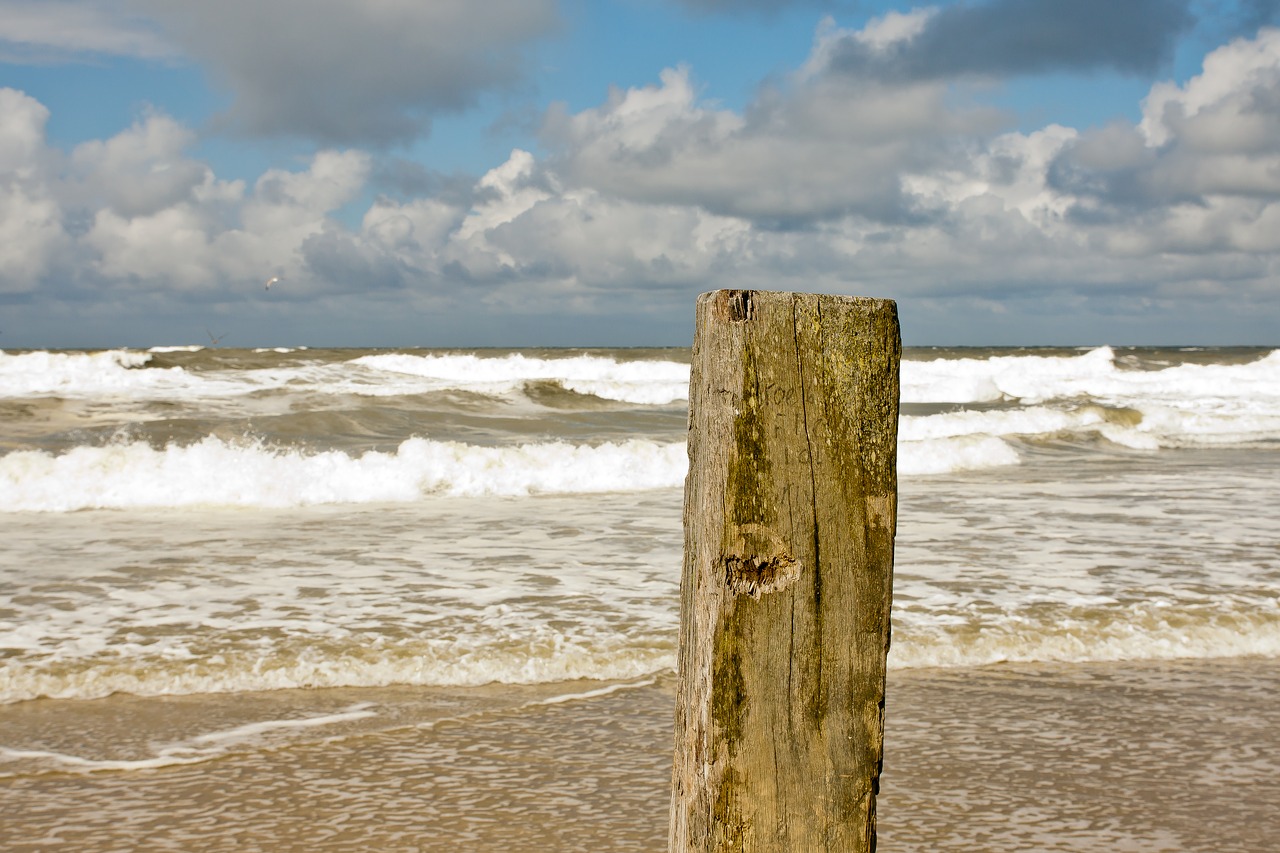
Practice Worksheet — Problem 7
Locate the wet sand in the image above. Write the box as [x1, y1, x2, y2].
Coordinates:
[3, 657, 1277, 852]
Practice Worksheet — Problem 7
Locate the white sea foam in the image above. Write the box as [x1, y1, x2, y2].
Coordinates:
[353, 346, 1280, 416]
[0, 348, 285, 401]
[0, 428, 1033, 512]
[903, 349, 1280, 449]
[530, 677, 658, 706]
[0, 436, 690, 511]
[899, 435, 1021, 475]
[0, 348, 692, 405]
[903, 346, 1280, 412]
[0, 703, 378, 774]
[901, 346, 1119, 403]
[0, 349, 163, 396]
[3, 445, 1276, 704]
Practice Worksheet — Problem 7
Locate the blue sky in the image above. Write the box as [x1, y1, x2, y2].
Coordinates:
[2, 0, 1279, 348]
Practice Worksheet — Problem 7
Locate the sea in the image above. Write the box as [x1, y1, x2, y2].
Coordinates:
[1, 344, 1277, 852]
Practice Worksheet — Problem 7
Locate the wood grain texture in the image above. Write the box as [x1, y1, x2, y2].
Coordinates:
[669, 290, 901, 853]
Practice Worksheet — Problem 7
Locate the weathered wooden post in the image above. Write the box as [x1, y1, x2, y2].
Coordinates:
[669, 290, 900, 853]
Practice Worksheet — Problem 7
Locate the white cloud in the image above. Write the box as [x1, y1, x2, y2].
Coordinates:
[362, 196, 462, 256]
[0, 179, 65, 291]
[849, 8, 934, 52]
[544, 64, 1000, 223]
[244, 150, 371, 231]
[70, 113, 209, 218]
[0, 87, 52, 174]
[1140, 27, 1280, 147]
[0, 96, 377, 297]
[0, 89, 66, 290]
[6, 23, 1280, 342]
[456, 149, 551, 241]
[1043, 27, 1280, 274]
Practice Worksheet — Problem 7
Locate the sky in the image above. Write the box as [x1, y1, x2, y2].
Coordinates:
[2, 0, 1280, 349]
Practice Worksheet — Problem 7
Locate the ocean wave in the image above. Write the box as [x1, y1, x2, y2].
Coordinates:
[0, 348, 692, 406]
[0, 429, 1034, 512]
[0, 349, 163, 396]
[3, 601, 1275, 705]
[0, 436, 690, 511]
[343, 346, 1280, 415]
[0, 348, 283, 400]
[0, 632, 675, 704]
[6, 347, 1279, 420]
[890, 603, 1280, 669]
[901, 346, 1280, 409]
[353, 351, 690, 404]
[904, 395, 1280, 451]
[5, 400, 1278, 512]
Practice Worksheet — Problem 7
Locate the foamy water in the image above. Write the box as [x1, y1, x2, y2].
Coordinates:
[1, 345, 1277, 712]
[3, 346, 1278, 510]
[0, 436, 688, 511]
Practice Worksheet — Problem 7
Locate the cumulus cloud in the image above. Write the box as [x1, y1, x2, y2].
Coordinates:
[422, 23, 1280, 322]
[536, 4, 1200, 228]
[1050, 28, 1280, 237]
[0, 89, 66, 290]
[79, 148, 374, 293]
[542, 64, 1002, 224]
[69, 113, 209, 218]
[0, 96, 374, 297]
[6, 20, 1280, 343]
[131, 0, 559, 146]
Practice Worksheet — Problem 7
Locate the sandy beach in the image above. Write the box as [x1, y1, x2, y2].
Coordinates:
[4, 657, 1277, 852]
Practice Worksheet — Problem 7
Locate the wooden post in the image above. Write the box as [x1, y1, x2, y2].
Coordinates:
[669, 290, 900, 853]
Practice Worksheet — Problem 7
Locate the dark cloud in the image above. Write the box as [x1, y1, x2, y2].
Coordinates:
[133, 0, 559, 147]
[371, 159, 481, 206]
[301, 226, 412, 291]
[826, 0, 1194, 81]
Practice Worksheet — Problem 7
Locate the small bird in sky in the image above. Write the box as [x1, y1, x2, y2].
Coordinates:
[265, 275, 282, 290]
[206, 328, 228, 346]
